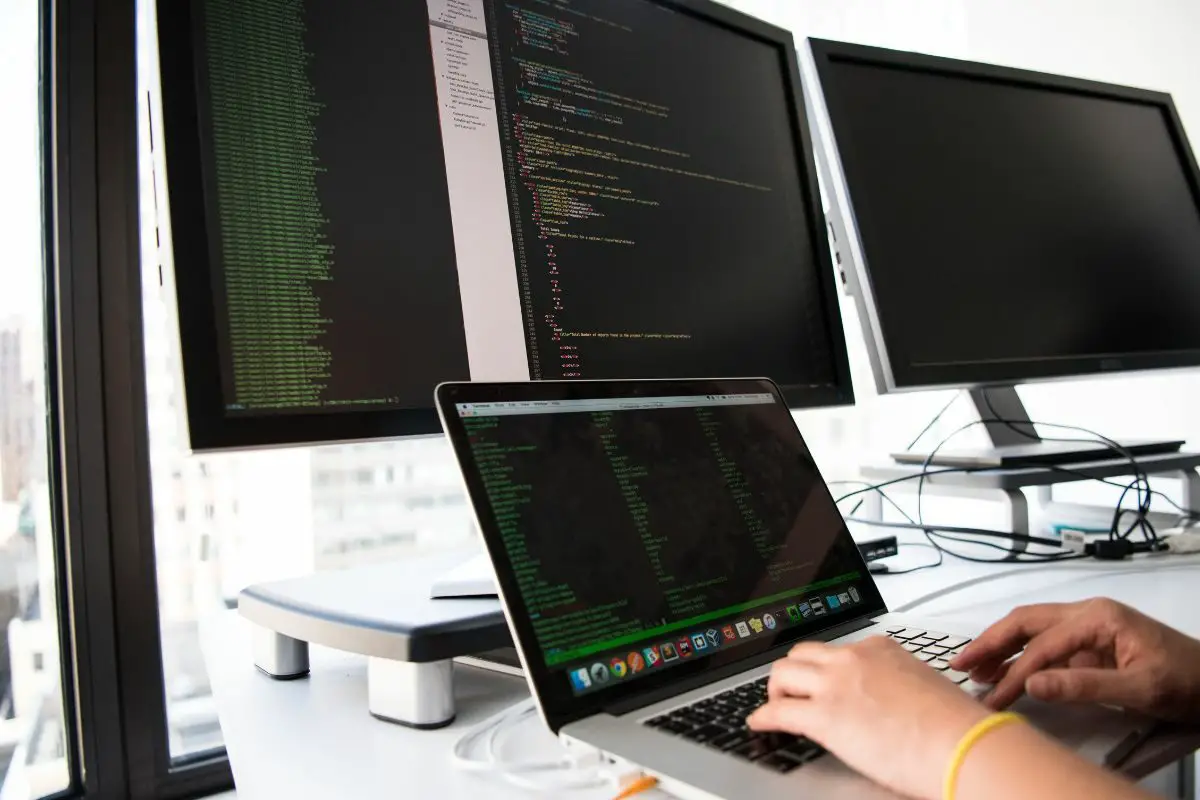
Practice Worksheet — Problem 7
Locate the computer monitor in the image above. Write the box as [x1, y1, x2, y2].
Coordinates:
[804, 39, 1200, 466]
[153, 0, 853, 452]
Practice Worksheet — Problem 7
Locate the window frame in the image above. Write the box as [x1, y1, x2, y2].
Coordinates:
[52, 0, 235, 797]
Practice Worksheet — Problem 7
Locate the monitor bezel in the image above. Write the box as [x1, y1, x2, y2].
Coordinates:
[156, 0, 855, 453]
[806, 37, 1200, 394]
[155, 0, 447, 452]
[435, 378, 886, 734]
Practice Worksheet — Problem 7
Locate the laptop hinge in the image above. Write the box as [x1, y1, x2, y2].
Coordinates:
[602, 616, 877, 718]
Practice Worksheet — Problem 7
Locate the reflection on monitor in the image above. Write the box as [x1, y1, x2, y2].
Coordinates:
[806, 39, 1200, 394]
[435, 379, 878, 722]
[155, 0, 851, 451]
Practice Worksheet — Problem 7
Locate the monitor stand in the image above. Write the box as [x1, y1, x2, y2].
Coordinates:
[891, 387, 1185, 469]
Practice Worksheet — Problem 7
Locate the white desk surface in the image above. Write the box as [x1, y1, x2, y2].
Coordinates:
[202, 542, 1200, 800]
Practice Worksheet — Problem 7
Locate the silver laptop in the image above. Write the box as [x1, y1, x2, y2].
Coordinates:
[436, 378, 985, 799]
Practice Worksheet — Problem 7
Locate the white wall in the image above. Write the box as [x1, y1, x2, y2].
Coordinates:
[961, 0, 1200, 443]
[965, 0, 1200, 143]
[723, 0, 1200, 465]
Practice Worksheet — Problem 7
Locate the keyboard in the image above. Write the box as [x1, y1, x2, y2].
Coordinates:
[642, 628, 973, 774]
[644, 676, 825, 773]
[882, 626, 974, 682]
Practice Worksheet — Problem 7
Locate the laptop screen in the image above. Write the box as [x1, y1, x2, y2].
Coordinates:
[439, 379, 884, 730]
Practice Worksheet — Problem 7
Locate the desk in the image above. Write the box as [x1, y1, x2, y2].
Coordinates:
[203, 544, 1200, 799]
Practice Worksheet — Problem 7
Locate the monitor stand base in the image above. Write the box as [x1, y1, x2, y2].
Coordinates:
[891, 386, 1184, 469]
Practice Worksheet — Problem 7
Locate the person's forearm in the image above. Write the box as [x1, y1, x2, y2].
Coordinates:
[955, 723, 1155, 800]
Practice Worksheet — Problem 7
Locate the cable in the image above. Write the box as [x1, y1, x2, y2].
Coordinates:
[831, 467, 983, 505]
[835, 413, 1190, 570]
[846, 516, 1064, 549]
[834, 404, 1198, 571]
[1043, 464, 1198, 519]
[451, 699, 609, 791]
[874, 543, 944, 575]
[835, 478, 1081, 570]
[904, 393, 960, 451]
[977, 389, 1154, 543]
[925, 530, 1087, 564]
[832, 465, 1199, 521]
[916, 411, 1158, 546]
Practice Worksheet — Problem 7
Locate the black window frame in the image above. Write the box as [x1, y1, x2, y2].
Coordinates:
[51, 0, 235, 797]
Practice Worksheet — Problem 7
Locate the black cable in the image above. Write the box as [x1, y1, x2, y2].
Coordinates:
[833, 406, 1191, 572]
[836, 480, 1080, 570]
[923, 529, 1086, 563]
[832, 467, 1199, 520]
[846, 515, 1065, 549]
[916, 407, 1158, 544]
[977, 389, 1153, 542]
[1043, 465, 1198, 519]
[875, 543, 944, 575]
[831, 467, 982, 505]
[904, 393, 959, 451]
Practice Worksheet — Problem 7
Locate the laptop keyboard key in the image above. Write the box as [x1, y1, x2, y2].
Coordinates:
[758, 754, 801, 773]
[940, 636, 971, 649]
[929, 658, 951, 671]
[892, 629, 926, 640]
[922, 632, 948, 642]
[914, 652, 936, 663]
[910, 637, 937, 648]
[683, 724, 732, 743]
[924, 645, 951, 656]
[779, 739, 824, 761]
[709, 730, 753, 752]
[901, 642, 923, 653]
[733, 738, 773, 762]
[945, 670, 970, 685]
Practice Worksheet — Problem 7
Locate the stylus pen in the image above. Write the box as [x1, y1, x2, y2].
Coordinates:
[612, 775, 659, 799]
[1104, 722, 1161, 770]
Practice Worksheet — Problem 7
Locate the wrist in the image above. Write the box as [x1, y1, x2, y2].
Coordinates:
[942, 712, 1026, 800]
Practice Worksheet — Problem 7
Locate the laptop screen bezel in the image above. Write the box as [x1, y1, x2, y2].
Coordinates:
[436, 378, 888, 733]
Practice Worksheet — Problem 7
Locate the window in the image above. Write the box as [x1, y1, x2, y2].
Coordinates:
[0, 0, 70, 795]
[136, 1, 477, 761]
[123, 0, 1200, 784]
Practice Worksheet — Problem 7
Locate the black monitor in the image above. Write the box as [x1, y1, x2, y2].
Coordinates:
[154, 0, 852, 452]
[805, 39, 1200, 465]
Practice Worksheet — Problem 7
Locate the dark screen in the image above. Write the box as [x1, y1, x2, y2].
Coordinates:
[193, 0, 470, 415]
[456, 392, 866, 698]
[486, 0, 841, 389]
[820, 56, 1200, 383]
[168, 0, 852, 449]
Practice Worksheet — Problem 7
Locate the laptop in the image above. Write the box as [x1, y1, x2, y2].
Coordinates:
[433, 378, 1003, 798]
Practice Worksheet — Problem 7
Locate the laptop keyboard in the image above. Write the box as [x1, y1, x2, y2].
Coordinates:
[644, 676, 825, 773]
[642, 627, 973, 774]
[884, 626, 974, 683]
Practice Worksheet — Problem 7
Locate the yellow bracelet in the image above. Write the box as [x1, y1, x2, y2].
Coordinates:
[943, 712, 1024, 800]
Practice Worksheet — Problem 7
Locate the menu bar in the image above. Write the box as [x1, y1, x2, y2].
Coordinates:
[457, 393, 776, 417]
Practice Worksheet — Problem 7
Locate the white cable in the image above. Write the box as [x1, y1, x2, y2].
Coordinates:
[450, 698, 611, 792]
[891, 556, 1200, 615]
[1164, 532, 1200, 555]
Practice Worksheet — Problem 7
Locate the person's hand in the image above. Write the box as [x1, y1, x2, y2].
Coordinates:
[952, 598, 1200, 721]
[748, 636, 990, 800]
